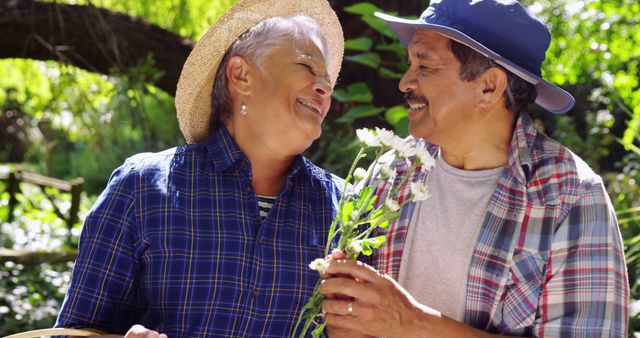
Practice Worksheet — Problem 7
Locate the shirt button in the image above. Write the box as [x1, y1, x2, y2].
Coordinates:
[252, 287, 258, 299]
[245, 186, 252, 193]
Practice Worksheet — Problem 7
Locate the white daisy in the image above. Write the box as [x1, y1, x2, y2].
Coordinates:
[410, 182, 430, 201]
[356, 128, 380, 147]
[353, 167, 367, 182]
[384, 198, 400, 212]
[308, 258, 325, 274]
[380, 164, 395, 179]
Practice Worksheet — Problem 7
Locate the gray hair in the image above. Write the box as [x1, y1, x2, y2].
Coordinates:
[449, 40, 537, 114]
[210, 15, 329, 131]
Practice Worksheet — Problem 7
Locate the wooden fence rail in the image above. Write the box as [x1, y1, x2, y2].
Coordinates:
[0, 167, 83, 265]
[0, 168, 84, 228]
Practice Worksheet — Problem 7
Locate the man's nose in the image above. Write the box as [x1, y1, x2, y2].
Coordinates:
[399, 67, 418, 93]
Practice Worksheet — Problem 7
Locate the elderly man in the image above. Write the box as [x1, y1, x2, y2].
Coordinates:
[320, 1, 629, 337]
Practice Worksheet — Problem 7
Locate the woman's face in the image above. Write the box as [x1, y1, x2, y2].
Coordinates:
[240, 38, 332, 157]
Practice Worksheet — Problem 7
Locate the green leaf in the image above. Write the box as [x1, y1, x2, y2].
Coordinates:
[336, 105, 385, 124]
[361, 245, 373, 256]
[377, 220, 390, 229]
[345, 53, 381, 69]
[332, 89, 348, 102]
[362, 16, 397, 38]
[345, 37, 373, 52]
[365, 235, 387, 249]
[342, 2, 381, 16]
[385, 106, 410, 137]
[355, 186, 373, 209]
[341, 201, 355, 225]
[379, 67, 404, 79]
[347, 83, 373, 102]
[385, 105, 407, 124]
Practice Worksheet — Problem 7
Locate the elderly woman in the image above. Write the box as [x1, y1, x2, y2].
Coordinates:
[53, 0, 344, 337]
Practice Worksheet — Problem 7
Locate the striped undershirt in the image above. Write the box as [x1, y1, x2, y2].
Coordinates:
[257, 195, 277, 220]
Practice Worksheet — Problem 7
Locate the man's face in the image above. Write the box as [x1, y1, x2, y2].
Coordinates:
[399, 29, 481, 147]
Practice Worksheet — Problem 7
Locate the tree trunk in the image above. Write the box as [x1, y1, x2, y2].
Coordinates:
[0, 0, 194, 96]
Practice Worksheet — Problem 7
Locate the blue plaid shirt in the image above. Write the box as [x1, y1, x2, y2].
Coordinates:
[56, 126, 343, 337]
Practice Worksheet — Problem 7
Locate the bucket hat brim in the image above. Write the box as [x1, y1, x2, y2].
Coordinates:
[375, 12, 574, 114]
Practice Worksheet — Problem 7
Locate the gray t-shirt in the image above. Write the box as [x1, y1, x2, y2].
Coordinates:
[398, 153, 503, 321]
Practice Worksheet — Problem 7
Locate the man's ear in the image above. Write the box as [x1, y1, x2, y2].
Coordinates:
[226, 56, 253, 96]
[477, 66, 509, 109]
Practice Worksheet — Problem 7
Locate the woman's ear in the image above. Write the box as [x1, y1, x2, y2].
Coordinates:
[226, 56, 253, 96]
[477, 66, 509, 109]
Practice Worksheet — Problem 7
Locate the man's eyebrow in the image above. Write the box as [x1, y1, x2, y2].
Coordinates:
[414, 51, 432, 61]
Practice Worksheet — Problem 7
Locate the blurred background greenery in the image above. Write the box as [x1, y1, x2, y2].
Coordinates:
[1, 0, 639, 336]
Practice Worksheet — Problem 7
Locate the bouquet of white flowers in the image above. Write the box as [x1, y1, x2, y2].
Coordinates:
[294, 127, 435, 337]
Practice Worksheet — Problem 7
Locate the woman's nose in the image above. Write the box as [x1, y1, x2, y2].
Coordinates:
[313, 78, 332, 96]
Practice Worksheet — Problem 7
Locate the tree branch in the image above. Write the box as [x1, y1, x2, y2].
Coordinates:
[0, 0, 195, 96]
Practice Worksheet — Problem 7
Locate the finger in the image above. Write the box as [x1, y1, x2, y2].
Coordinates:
[325, 259, 381, 284]
[159, 334, 168, 338]
[319, 277, 370, 300]
[331, 249, 346, 259]
[125, 324, 149, 337]
[145, 330, 161, 338]
[323, 313, 364, 333]
[322, 299, 352, 316]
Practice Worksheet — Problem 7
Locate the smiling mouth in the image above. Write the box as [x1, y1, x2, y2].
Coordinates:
[297, 98, 323, 116]
[408, 103, 427, 112]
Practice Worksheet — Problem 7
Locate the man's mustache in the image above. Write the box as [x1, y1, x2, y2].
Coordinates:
[404, 91, 429, 105]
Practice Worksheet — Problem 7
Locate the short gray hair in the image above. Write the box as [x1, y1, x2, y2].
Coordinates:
[210, 15, 329, 131]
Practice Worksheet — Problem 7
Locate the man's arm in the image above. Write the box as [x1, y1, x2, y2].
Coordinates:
[533, 180, 628, 336]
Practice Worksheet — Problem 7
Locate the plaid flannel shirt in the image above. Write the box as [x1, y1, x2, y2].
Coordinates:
[371, 112, 629, 337]
[56, 126, 343, 337]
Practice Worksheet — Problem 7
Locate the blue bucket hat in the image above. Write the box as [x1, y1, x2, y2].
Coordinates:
[374, 0, 575, 114]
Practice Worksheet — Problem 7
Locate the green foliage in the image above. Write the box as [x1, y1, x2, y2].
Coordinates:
[0, 261, 73, 336]
[0, 57, 182, 194]
[0, 178, 94, 335]
[332, 2, 409, 135]
[38, 0, 238, 40]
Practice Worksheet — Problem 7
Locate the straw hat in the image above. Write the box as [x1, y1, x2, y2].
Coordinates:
[175, 0, 344, 144]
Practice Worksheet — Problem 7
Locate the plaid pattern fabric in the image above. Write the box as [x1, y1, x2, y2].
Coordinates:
[371, 112, 629, 337]
[55, 126, 342, 337]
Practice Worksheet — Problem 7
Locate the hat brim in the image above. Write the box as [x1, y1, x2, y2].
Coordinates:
[374, 12, 574, 114]
[176, 0, 344, 144]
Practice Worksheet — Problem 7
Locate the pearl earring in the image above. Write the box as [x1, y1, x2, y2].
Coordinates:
[240, 102, 247, 116]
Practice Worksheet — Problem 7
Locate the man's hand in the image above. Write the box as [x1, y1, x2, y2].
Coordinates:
[322, 250, 372, 338]
[320, 259, 440, 338]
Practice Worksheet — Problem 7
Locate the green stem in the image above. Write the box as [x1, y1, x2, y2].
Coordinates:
[324, 146, 367, 256]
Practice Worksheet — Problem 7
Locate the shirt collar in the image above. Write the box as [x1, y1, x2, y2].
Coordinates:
[507, 112, 536, 184]
[206, 126, 311, 178]
[206, 126, 247, 173]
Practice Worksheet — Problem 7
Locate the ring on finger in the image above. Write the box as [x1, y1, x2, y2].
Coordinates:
[347, 302, 353, 316]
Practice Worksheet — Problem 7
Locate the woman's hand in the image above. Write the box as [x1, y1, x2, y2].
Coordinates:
[123, 325, 167, 338]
